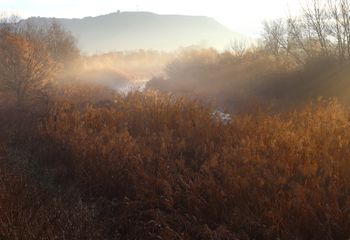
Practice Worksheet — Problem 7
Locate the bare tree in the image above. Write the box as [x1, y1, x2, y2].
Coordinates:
[230, 39, 248, 57]
[263, 19, 286, 56]
[302, 0, 330, 55]
[44, 21, 80, 66]
[263, 0, 350, 65]
[17, 20, 80, 68]
[263, 19, 306, 65]
[328, 0, 350, 59]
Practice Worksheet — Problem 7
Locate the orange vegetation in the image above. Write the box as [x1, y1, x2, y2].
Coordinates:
[1, 89, 349, 239]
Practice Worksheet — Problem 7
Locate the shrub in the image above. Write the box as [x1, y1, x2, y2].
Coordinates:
[26, 91, 350, 239]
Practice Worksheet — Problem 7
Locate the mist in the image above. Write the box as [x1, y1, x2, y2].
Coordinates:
[2, 1, 350, 239]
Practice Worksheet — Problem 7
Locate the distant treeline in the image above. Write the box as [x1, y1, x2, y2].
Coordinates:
[147, 0, 350, 110]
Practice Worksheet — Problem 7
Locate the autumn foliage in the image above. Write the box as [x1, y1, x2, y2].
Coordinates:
[1, 88, 350, 239]
[0, 31, 57, 106]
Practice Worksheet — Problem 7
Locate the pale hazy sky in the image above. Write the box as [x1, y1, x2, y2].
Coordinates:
[0, 0, 302, 36]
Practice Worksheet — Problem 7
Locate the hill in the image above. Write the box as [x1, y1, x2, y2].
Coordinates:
[22, 12, 243, 53]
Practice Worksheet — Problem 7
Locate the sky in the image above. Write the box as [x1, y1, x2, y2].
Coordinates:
[0, 0, 302, 36]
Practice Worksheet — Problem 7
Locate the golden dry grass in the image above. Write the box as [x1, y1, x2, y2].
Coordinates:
[1, 89, 350, 239]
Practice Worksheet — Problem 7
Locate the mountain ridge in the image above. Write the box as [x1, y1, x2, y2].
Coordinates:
[22, 11, 243, 53]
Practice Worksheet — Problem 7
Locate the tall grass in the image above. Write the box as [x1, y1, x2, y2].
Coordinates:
[1, 90, 347, 239]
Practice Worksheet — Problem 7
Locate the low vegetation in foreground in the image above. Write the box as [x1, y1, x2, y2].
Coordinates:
[1, 90, 350, 240]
